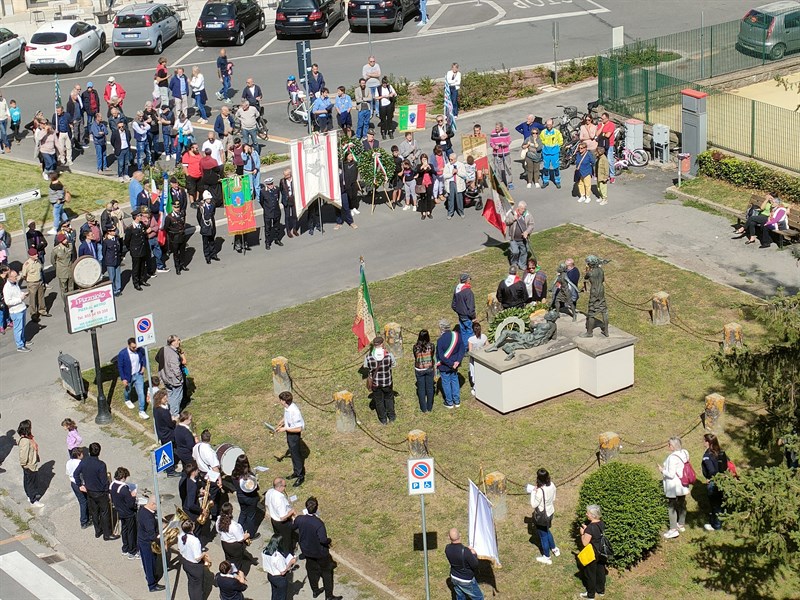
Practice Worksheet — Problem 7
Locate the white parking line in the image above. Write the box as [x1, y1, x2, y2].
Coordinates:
[89, 55, 120, 77]
[333, 30, 350, 47]
[0, 551, 81, 600]
[173, 45, 199, 67]
[496, 0, 609, 26]
[255, 36, 279, 56]
[3, 70, 30, 86]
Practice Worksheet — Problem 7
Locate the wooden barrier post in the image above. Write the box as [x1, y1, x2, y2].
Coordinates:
[723, 323, 743, 352]
[651, 292, 671, 325]
[487, 293, 503, 323]
[598, 432, 621, 462]
[271, 356, 292, 395]
[383, 322, 403, 359]
[408, 430, 429, 458]
[484, 472, 507, 521]
[704, 393, 726, 431]
[334, 390, 356, 433]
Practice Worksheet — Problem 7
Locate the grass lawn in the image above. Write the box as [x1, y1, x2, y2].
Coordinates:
[676, 176, 758, 214]
[91, 224, 794, 599]
[0, 158, 129, 233]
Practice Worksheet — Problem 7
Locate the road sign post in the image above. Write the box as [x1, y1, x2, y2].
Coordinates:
[552, 21, 559, 87]
[151, 442, 173, 600]
[0, 188, 42, 235]
[134, 313, 161, 474]
[296, 40, 313, 135]
[408, 458, 435, 600]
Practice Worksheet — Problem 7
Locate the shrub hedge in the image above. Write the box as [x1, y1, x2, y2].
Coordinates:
[576, 462, 667, 569]
[697, 150, 800, 204]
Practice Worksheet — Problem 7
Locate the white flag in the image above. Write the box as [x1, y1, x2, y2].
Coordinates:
[468, 480, 501, 567]
[289, 130, 342, 217]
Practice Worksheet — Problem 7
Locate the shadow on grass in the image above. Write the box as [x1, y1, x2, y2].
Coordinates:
[692, 536, 784, 599]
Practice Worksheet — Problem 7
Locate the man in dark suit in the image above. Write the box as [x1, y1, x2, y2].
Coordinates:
[73, 443, 119, 541]
[431, 115, 455, 156]
[293, 497, 342, 600]
[137, 496, 165, 592]
[197, 191, 218, 264]
[110, 119, 132, 182]
[279, 168, 298, 238]
[259, 178, 284, 251]
[124, 207, 151, 291]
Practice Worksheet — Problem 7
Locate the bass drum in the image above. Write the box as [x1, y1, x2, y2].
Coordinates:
[216, 443, 245, 477]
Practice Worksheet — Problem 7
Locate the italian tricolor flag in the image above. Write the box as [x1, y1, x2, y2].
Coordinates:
[398, 104, 427, 132]
[352, 261, 377, 351]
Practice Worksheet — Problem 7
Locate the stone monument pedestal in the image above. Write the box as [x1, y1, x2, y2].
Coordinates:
[471, 314, 637, 414]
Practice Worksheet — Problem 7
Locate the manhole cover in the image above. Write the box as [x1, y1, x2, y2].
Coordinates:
[39, 554, 65, 564]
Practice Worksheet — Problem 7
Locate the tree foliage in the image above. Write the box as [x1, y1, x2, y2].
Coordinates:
[706, 292, 800, 449]
[715, 466, 800, 557]
[576, 462, 667, 569]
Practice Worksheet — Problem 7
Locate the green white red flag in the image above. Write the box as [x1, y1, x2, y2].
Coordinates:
[352, 260, 377, 351]
[398, 104, 427, 132]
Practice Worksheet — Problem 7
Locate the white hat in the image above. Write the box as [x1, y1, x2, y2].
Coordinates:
[107, 76, 115, 83]
[202, 190, 213, 199]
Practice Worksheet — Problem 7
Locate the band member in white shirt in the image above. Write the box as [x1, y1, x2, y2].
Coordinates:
[266, 478, 296, 555]
[192, 429, 222, 518]
[276, 392, 305, 487]
[263, 534, 297, 600]
[216, 502, 252, 572]
[177, 520, 210, 600]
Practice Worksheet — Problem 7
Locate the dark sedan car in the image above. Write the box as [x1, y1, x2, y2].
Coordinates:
[275, 0, 346, 39]
[195, 0, 265, 46]
[347, 0, 417, 32]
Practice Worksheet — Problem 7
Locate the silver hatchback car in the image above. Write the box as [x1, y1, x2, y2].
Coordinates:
[112, 3, 183, 55]
[737, 1, 800, 60]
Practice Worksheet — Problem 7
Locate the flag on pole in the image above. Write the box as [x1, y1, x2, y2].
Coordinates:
[159, 171, 171, 229]
[398, 104, 427, 132]
[352, 259, 377, 351]
[468, 480, 501, 567]
[54, 74, 62, 109]
[444, 84, 457, 132]
[482, 163, 512, 236]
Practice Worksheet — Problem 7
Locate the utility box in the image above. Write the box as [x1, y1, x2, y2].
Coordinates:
[625, 119, 643, 151]
[681, 89, 708, 176]
[652, 123, 670, 163]
[59, 352, 86, 399]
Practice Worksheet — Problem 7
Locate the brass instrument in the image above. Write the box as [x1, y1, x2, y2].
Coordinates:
[197, 478, 214, 525]
[152, 505, 190, 554]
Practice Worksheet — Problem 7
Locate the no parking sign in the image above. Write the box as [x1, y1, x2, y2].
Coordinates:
[408, 458, 436, 496]
[134, 314, 156, 347]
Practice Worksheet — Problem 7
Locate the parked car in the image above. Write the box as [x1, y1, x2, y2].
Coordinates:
[275, 0, 346, 39]
[347, 0, 417, 32]
[0, 27, 26, 76]
[112, 3, 183, 55]
[195, 0, 266, 46]
[737, 1, 800, 60]
[25, 21, 106, 73]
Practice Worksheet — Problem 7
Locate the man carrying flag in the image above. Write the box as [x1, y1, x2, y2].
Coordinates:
[481, 163, 511, 236]
[352, 259, 376, 351]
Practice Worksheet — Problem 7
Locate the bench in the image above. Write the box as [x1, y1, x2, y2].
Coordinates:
[736, 205, 800, 249]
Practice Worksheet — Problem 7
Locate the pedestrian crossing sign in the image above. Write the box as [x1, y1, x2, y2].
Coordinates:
[154, 441, 174, 473]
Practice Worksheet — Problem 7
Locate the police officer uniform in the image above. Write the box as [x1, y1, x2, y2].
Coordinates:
[124, 207, 152, 290]
[259, 178, 284, 250]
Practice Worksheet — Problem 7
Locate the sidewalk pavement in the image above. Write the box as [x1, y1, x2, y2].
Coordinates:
[0, 382, 383, 600]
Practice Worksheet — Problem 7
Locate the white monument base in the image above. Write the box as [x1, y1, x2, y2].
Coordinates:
[471, 314, 636, 414]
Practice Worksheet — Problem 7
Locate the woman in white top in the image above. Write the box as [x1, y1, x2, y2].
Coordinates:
[467, 322, 487, 396]
[216, 502, 251, 571]
[175, 112, 194, 160]
[530, 468, 559, 565]
[659, 436, 690, 539]
[190, 66, 208, 124]
[263, 533, 297, 600]
[177, 520, 210, 600]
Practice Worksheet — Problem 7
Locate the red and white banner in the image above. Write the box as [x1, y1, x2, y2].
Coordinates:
[289, 130, 342, 218]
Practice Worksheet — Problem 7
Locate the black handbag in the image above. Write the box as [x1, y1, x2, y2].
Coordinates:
[533, 488, 550, 527]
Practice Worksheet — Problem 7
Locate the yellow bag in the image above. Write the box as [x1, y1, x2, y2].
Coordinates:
[577, 543, 596, 566]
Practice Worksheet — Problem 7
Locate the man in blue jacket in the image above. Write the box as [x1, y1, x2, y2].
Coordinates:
[169, 68, 190, 119]
[451, 273, 475, 353]
[118, 337, 148, 419]
[436, 319, 465, 408]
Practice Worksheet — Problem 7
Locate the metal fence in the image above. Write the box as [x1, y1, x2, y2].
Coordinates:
[598, 10, 800, 173]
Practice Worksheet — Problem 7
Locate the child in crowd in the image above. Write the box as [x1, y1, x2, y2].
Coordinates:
[287, 76, 300, 104]
[401, 159, 417, 211]
[390, 145, 403, 208]
[464, 154, 477, 187]
[595, 148, 609, 205]
[9, 100, 21, 145]
[66, 447, 90, 529]
[464, 179, 482, 211]
[62, 418, 83, 457]
[467, 322, 488, 396]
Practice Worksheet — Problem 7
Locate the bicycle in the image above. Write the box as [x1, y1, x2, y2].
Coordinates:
[612, 124, 649, 169]
[287, 92, 310, 125]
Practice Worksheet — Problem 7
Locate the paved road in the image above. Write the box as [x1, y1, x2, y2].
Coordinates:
[0, 523, 94, 600]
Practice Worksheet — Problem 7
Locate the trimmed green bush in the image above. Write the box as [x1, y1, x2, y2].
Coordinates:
[697, 150, 800, 204]
[576, 462, 667, 569]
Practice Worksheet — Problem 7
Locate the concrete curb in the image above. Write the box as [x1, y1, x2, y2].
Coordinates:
[665, 185, 741, 218]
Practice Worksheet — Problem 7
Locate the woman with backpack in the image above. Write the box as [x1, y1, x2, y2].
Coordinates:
[578, 504, 607, 599]
[659, 436, 691, 539]
[701, 433, 729, 531]
[530, 468, 559, 565]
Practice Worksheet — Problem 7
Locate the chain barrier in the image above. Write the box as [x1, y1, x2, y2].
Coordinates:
[670, 313, 725, 341]
[619, 419, 705, 455]
[293, 382, 337, 407]
[292, 384, 336, 413]
[287, 353, 366, 375]
[605, 290, 653, 312]
[668, 320, 722, 345]
[356, 422, 408, 454]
